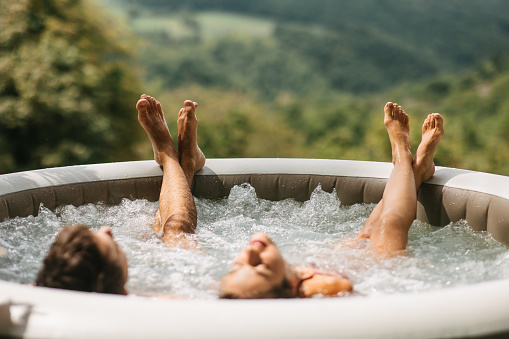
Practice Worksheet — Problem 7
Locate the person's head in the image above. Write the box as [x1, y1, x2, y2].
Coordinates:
[219, 232, 297, 299]
[35, 224, 128, 295]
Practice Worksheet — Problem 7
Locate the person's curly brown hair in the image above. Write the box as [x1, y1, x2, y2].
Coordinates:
[219, 278, 295, 299]
[35, 225, 125, 294]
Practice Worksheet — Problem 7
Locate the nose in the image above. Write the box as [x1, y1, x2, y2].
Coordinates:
[246, 247, 262, 266]
[98, 226, 113, 238]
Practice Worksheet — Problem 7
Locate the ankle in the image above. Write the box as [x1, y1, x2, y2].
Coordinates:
[179, 154, 196, 170]
[393, 148, 412, 164]
[158, 148, 179, 163]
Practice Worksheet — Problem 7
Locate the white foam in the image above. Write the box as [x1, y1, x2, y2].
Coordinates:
[0, 184, 507, 298]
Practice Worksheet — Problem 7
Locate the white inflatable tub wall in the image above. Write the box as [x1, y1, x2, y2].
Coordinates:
[1, 158, 509, 339]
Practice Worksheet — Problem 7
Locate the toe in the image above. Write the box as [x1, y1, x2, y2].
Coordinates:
[136, 99, 147, 111]
[184, 100, 195, 113]
[393, 106, 399, 118]
[434, 113, 444, 125]
[385, 102, 393, 112]
[156, 101, 163, 115]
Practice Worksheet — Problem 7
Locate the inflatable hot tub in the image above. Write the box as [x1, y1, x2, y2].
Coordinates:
[1, 158, 509, 339]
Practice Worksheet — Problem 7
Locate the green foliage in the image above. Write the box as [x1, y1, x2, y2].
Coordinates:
[137, 35, 328, 100]
[123, 0, 509, 94]
[154, 53, 509, 176]
[142, 86, 307, 160]
[0, 0, 144, 173]
[5, 0, 509, 178]
[385, 55, 509, 174]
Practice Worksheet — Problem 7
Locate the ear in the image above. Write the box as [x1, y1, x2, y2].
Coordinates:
[95, 272, 105, 293]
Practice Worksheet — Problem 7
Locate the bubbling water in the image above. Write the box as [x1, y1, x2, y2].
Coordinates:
[1, 184, 508, 299]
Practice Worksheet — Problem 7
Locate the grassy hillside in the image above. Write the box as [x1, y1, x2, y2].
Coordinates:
[132, 55, 509, 176]
[132, 11, 274, 41]
[101, 0, 509, 94]
[90, 0, 509, 176]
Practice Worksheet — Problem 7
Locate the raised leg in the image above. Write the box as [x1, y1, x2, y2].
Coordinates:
[357, 103, 443, 253]
[413, 113, 444, 189]
[177, 100, 206, 187]
[136, 95, 198, 246]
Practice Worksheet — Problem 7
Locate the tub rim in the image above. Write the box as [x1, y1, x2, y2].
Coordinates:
[1, 158, 509, 339]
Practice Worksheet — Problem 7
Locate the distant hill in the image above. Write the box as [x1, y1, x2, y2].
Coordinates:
[117, 0, 509, 93]
[93, 0, 509, 175]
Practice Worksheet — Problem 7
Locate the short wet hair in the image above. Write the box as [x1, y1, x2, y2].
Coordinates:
[219, 278, 294, 299]
[35, 224, 125, 294]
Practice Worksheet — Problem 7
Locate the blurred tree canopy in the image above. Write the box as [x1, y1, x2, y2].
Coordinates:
[0, 0, 144, 173]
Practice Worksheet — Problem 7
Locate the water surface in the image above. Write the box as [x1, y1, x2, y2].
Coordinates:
[1, 184, 507, 299]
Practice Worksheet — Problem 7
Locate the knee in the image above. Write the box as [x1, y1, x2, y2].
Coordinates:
[163, 214, 196, 235]
[380, 209, 414, 233]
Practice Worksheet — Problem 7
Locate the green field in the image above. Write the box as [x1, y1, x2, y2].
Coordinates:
[131, 11, 275, 41]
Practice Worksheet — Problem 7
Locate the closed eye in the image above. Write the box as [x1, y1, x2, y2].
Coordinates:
[254, 264, 273, 276]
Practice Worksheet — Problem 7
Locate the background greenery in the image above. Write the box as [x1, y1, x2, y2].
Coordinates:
[2, 0, 509, 174]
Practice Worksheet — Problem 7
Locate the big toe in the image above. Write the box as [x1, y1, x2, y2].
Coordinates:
[184, 100, 197, 113]
[433, 113, 443, 127]
[136, 99, 147, 111]
[384, 102, 394, 115]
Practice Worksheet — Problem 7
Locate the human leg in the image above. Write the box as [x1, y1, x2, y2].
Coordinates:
[412, 113, 444, 189]
[136, 95, 198, 245]
[177, 100, 206, 187]
[358, 103, 443, 252]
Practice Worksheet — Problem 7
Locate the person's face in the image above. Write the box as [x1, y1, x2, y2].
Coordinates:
[220, 232, 288, 298]
[93, 226, 129, 288]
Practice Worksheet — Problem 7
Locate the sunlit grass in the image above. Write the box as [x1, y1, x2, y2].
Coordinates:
[132, 16, 193, 37]
[196, 11, 275, 38]
[131, 11, 275, 41]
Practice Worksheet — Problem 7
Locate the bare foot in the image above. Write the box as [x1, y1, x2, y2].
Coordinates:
[177, 100, 206, 184]
[383, 102, 412, 164]
[414, 113, 444, 182]
[136, 94, 177, 165]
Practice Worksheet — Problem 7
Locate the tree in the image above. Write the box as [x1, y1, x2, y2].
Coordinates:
[0, 0, 144, 173]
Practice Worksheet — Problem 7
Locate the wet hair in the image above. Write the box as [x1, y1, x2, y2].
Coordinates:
[219, 278, 294, 299]
[35, 225, 125, 294]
